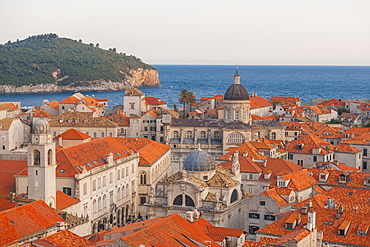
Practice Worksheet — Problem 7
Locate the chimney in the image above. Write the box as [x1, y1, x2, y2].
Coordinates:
[56, 221, 65, 232]
[107, 153, 114, 164]
[193, 209, 200, 219]
[353, 206, 358, 212]
[186, 211, 194, 223]
[263, 160, 267, 168]
[307, 210, 316, 231]
[326, 197, 335, 209]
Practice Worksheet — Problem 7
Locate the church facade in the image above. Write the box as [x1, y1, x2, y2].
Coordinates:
[164, 68, 285, 173]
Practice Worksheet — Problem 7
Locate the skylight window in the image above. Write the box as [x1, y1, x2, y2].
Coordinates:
[115, 152, 121, 156]
[85, 162, 92, 167]
[98, 159, 103, 163]
[60, 169, 65, 174]
[91, 161, 98, 165]
[79, 165, 84, 169]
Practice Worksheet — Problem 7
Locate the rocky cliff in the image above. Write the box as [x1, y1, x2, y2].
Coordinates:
[127, 68, 160, 87]
[0, 68, 159, 94]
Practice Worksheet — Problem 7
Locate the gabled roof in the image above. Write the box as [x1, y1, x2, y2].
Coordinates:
[319, 98, 345, 107]
[0, 118, 19, 130]
[33, 110, 52, 118]
[56, 190, 80, 210]
[0, 200, 65, 246]
[222, 120, 252, 130]
[115, 138, 170, 166]
[46, 100, 59, 111]
[305, 105, 331, 115]
[124, 88, 145, 96]
[83, 96, 102, 107]
[335, 144, 361, 153]
[118, 214, 220, 247]
[358, 102, 370, 110]
[218, 142, 266, 161]
[340, 132, 370, 145]
[0, 160, 27, 196]
[59, 96, 80, 104]
[284, 134, 334, 154]
[307, 168, 370, 189]
[145, 96, 167, 105]
[200, 95, 223, 102]
[269, 169, 318, 191]
[56, 137, 137, 177]
[259, 188, 290, 206]
[250, 96, 272, 109]
[220, 157, 263, 173]
[270, 96, 301, 102]
[257, 206, 370, 246]
[53, 128, 91, 140]
[0, 103, 19, 111]
[293, 187, 370, 214]
[207, 171, 239, 188]
[37, 229, 93, 246]
[342, 127, 370, 136]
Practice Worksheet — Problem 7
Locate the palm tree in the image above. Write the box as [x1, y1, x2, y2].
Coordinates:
[178, 89, 189, 118]
[187, 91, 196, 114]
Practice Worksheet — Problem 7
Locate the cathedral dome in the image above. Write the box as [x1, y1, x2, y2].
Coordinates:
[32, 118, 51, 135]
[183, 148, 216, 172]
[224, 84, 249, 100]
[224, 67, 249, 101]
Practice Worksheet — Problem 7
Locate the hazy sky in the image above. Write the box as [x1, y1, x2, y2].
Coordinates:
[1, 0, 370, 65]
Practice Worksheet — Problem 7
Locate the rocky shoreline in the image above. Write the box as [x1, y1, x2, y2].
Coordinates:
[0, 68, 160, 94]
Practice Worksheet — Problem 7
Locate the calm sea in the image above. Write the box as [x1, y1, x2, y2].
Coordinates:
[0, 65, 369, 109]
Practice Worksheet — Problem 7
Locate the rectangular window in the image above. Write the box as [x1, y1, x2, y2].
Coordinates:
[93, 180, 96, 191]
[313, 156, 317, 162]
[264, 215, 276, 221]
[83, 183, 87, 195]
[93, 132, 97, 138]
[285, 132, 288, 136]
[129, 102, 135, 110]
[117, 170, 120, 180]
[288, 154, 293, 160]
[363, 149, 368, 156]
[140, 197, 147, 205]
[109, 132, 113, 137]
[260, 201, 266, 206]
[98, 178, 101, 189]
[248, 174, 253, 180]
[363, 162, 368, 170]
[249, 225, 259, 235]
[53, 132, 56, 137]
[144, 127, 148, 131]
[298, 160, 303, 166]
[63, 187, 72, 196]
[101, 132, 105, 137]
[249, 213, 260, 219]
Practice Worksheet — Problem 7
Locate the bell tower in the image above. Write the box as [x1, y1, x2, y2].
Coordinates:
[28, 118, 56, 208]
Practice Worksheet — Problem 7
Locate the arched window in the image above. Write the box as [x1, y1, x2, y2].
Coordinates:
[173, 131, 179, 138]
[230, 189, 238, 204]
[227, 133, 245, 144]
[47, 149, 52, 165]
[33, 150, 41, 166]
[200, 131, 206, 139]
[271, 132, 276, 140]
[186, 131, 192, 138]
[98, 197, 102, 210]
[117, 188, 121, 200]
[140, 172, 147, 184]
[103, 195, 107, 208]
[126, 184, 130, 197]
[214, 131, 220, 139]
[122, 185, 125, 198]
[93, 199, 97, 213]
[173, 195, 183, 205]
[185, 195, 195, 207]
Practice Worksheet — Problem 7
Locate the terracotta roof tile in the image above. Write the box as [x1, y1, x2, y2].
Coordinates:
[59, 96, 80, 104]
[270, 96, 301, 102]
[270, 169, 318, 191]
[145, 96, 167, 105]
[0, 118, 19, 130]
[0, 200, 65, 246]
[335, 144, 361, 153]
[250, 96, 272, 109]
[54, 128, 91, 140]
[115, 138, 170, 165]
[33, 110, 52, 118]
[259, 188, 289, 206]
[41, 229, 93, 246]
[56, 190, 80, 210]
[0, 160, 27, 196]
[285, 134, 334, 154]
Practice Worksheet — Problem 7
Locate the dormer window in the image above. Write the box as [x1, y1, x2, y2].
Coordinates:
[285, 223, 293, 230]
[339, 174, 347, 183]
[278, 180, 286, 187]
[297, 144, 304, 150]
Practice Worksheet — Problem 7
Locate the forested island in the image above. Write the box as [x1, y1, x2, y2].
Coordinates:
[0, 34, 159, 93]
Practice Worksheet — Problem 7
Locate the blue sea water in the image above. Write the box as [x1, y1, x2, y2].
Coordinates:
[0, 65, 369, 109]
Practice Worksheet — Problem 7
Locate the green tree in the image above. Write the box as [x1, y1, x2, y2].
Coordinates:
[178, 89, 190, 118]
[187, 91, 196, 113]
[327, 118, 342, 124]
